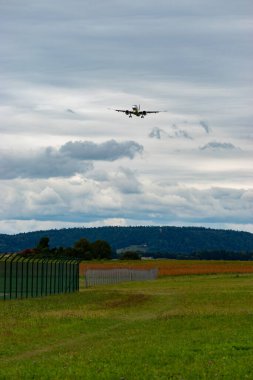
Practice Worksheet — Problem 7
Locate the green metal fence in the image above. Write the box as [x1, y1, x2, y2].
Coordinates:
[0, 253, 80, 300]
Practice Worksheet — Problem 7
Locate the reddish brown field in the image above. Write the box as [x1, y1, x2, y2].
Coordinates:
[80, 259, 253, 277]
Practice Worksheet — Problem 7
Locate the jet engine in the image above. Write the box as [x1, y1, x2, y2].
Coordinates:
[125, 110, 129, 115]
[142, 111, 147, 116]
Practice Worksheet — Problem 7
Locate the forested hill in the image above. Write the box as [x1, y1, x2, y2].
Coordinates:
[1, 226, 253, 259]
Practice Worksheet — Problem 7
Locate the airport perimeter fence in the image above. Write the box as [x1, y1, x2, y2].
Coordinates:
[0, 253, 80, 300]
[84, 268, 158, 287]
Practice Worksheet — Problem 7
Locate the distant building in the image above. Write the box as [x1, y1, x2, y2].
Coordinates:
[116, 244, 148, 255]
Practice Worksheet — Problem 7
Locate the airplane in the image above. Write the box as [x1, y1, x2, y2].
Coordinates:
[111, 104, 164, 118]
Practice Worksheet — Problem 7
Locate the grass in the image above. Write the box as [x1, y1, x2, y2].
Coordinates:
[1, 273, 253, 379]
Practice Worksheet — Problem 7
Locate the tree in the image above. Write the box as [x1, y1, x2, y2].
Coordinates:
[120, 251, 141, 260]
[37, 237, 49, 249]
[91, 240, 112, 260]
[36, 236, 50, 254]
[73, 238, 92, 260]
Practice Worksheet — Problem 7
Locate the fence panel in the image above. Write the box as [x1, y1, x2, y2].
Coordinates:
[0, 254, 80, 300]
[85, 268, 158, 287]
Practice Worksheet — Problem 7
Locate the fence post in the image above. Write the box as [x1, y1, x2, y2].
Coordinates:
[45, 257, 48, 296]
[3, 256, 7, 301]
[9, 254, 20, 300]
[15, 255, 24, 299]
[25, 256, 35, 298]
[76, 262, 79, 291]
[16, 256, 24, 298]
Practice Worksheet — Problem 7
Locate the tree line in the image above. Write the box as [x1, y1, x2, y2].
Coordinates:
[1, 226, 253, 256]
[20, 236, 138, 260]
[21, 236, 112, 260]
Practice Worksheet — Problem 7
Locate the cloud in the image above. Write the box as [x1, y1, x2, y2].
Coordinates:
[1, 178, 252, 229]
[0, 147, 92, 179]
[149, 125, 193, 140]
[1, 0, 251, 91]
[0, 0, 252, 235]
[200, 141, 239, 151]
[149, 127, 168, 139]
[60, 139, 143, 161]
[199, 120, 210, 134]
[173, 126, 193, 140]
[0, 139, 143, 179]
[111, 167, 142, 194]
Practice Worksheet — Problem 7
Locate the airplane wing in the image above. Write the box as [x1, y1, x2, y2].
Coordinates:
[139, 110, 161, 116]
[114, 109, 133, 114]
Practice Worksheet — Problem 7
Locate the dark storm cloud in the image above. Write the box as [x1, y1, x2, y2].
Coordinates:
[0, 140, 143, 179]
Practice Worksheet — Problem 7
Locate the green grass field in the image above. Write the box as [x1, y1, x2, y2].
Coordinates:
[1, 274, 253, 379]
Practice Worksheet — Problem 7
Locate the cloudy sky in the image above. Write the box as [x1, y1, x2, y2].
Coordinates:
[0, 0, 252, 234]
